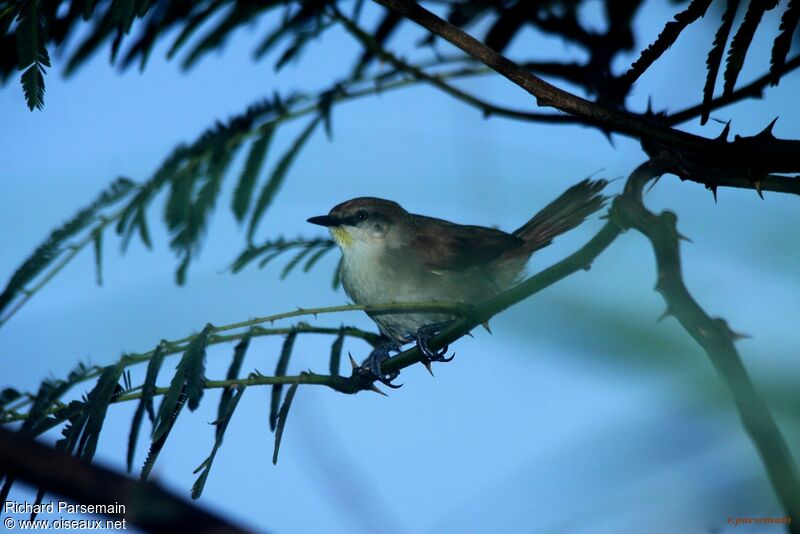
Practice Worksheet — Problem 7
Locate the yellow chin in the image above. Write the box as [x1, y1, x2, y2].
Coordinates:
[330, 227, 353, 247]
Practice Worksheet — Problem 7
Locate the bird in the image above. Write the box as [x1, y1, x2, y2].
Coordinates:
[307, 178, 608, 386]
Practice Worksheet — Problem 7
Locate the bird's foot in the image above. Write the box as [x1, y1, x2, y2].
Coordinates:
[415, 322, 455, 365]
[358, 342, 403, 389]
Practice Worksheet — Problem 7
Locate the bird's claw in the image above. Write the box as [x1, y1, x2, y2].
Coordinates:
[359, 344, 403, 389]
[415, 323, 456, 364]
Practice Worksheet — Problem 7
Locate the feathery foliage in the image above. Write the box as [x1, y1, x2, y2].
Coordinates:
[127, 343, 166, 472]
[270, 331, 297, 431]
[0, 177, 134, 317]
[329, 328, 345, 376]
[191, 385, 246, 499]
[770, 0, 800, 85]
[272, 379, 300, 465]
[621, 0, 714, 89]
[702, 0, 742, 124]
[724, 0, 779, 95]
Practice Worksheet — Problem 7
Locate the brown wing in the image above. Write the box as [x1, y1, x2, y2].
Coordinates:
[409, 215, 523, 272]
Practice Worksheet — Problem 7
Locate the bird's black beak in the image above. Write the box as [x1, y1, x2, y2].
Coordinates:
[307, 215, 340, 227]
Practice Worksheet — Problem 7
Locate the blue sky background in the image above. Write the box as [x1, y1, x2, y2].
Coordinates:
[2, 1, 800, 533]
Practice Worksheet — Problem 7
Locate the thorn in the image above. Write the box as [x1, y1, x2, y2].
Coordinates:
[709, 184, 718, 203]
[713, 318, 752, 342]
[677, 231, 693, 243]
[716, 121, 731, 141]
[730, 331, 752, 341]
[368, 384, 388, 397]
[645, 96, 653, 115]
[422, 361, 434, 376]
[656, 307, 672, 323]
[465, 331, 474, 338]
[754, 180, 764, 199]
[757, 117, 778, 138]
[601, 129, 614, 147]
[348, 352, 358, 370]
[481, 321, 492, 334]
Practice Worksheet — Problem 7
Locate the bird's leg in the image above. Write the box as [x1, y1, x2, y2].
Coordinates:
[415, 322, 455, 364]
[359, 339, 403, 388]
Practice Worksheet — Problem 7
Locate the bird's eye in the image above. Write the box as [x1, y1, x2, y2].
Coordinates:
[355, 210, 368, 222]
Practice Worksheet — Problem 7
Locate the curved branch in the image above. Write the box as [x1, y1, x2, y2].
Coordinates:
[371, 0, 800, 174]
[334, 9, 578, 124]
[0, 427, 250, 533]
[613, 157, 800, 530]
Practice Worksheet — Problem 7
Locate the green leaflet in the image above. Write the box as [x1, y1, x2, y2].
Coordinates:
[191, 385, 246, 499]
[141, 390, 187, 480]
[273, 379, 300, 465]
[280, 244, 317, 279]
[76, 363, 125, 462]
[724, 0, 779, 95]
[92, 228, 103, 286]
[270, 331, 297, 431]
[127, 343, 166, 472]
[217, 335, 251, 434]
[153, 325, 211, 443]
[232, 126, 275, 222]
[702, 0, 742, 124]
[621, 0, 713, 89]
[0, 177, 134, 316]
[16, 0, 50, 110]
[303, 241, 334, 273]
[248, 116, 321, 241]
[770, 0, 800, 85]
[329, 329, 345, 376]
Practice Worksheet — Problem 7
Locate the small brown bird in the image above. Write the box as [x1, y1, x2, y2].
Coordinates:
[308, 179, 608, 385]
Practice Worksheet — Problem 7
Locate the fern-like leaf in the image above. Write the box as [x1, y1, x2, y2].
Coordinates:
[191, 385, 246, 499]
[92, 228, 103, 286]
[127, 343, 166, 472]
[153, 325, 211, 443]
[702, 0, 742, 124]
[16, 0, 50, 110]
[217, 335, 250, 431]
[166, 1, 226, 60]
[76, 363, 124, 461]
[724, 0, 779, 95]
[621, 0, 713, 88]
[272, 379, 300, 465]
[0, 177, 134, 316]
[141, 390, 186, 480]
[232, 127, 275, 222]
[270, 331, 297, 431]
[248, 116, 321, 241]
[329, 329, 344, 376]
[770, 0, 800, 85]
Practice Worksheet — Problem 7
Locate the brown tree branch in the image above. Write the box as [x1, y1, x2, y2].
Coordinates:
[0, 427, 252, 533]
[612, 157, 800, 531]
[371, 0, 800, 176]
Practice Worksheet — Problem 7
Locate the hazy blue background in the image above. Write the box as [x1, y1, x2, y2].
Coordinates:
[2, 2, 799, 533]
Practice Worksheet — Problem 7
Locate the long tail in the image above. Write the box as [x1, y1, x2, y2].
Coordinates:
[512, 178, 608, 252]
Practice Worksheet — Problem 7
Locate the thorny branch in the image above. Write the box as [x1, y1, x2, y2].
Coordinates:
[612, 157, 800, 530]
[370, 0, 800, 189]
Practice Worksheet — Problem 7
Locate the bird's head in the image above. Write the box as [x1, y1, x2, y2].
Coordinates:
[307, 197, 408, 250]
